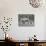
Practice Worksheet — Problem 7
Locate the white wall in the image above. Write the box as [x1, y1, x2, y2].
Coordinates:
[0, 0, 46, 40]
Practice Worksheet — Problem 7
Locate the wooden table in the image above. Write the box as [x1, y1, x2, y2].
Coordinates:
[5, 39, 46, 46]
[13, 40, 46, 46]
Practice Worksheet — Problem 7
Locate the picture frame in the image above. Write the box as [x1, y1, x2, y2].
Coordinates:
[18, 14, 34, 26]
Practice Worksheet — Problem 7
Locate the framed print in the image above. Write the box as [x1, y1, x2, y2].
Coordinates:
[18, 14, 34, 26]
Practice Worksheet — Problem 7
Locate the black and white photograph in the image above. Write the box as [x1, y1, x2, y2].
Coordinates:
[18, 14, 34, 26]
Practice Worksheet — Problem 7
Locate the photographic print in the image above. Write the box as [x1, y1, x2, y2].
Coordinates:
[18, 14, 34, 26]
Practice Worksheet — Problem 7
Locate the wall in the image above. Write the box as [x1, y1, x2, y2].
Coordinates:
[0, 0, 46, 40]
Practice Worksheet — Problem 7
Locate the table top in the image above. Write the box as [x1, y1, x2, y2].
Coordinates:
[5, 38, 46, 43]
[7, 40, 46, 43]
[14, 40, 46, 43]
